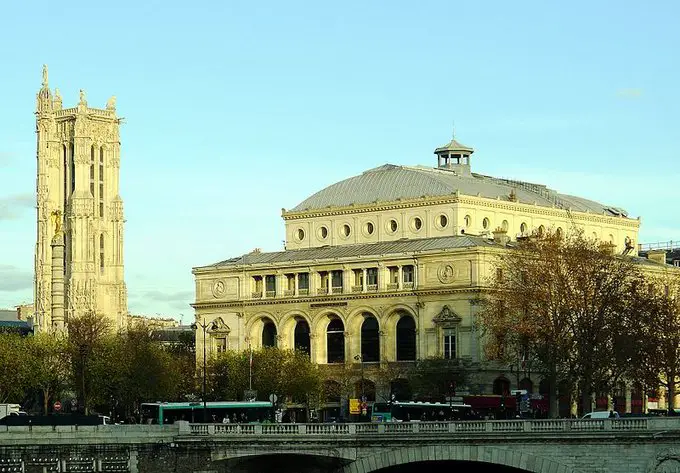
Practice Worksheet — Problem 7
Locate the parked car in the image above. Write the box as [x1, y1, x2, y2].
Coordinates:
[582, 411, 619, 419]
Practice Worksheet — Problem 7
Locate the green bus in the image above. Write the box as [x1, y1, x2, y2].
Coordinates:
[371, 401, 472, 422]
[140, 401, 273, 425]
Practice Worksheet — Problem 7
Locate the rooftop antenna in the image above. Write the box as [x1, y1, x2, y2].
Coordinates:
[451, 120, 456, 140]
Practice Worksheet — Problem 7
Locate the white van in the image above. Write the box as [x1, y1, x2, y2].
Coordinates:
[582, 411, 619, 419]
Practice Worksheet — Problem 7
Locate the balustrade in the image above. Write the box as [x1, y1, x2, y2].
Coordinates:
[185, 418, 664, 437]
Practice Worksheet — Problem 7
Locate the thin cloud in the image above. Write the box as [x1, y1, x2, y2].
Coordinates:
[616, 88, 643, 99]
[0, 265, 33, 292]
[0, 193, 35, 221]
[130, 289, 193, 303]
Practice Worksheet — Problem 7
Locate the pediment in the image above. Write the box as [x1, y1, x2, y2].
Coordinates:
[432, 305, 462, 327]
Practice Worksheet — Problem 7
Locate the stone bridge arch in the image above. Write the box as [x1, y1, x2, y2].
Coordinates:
[336, 444, 581, 473]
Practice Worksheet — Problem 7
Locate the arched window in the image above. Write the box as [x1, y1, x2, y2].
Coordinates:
[502, 220, 509, 232]
[354, 379, 376, 401]
[99, 147, 104, 217]
[464, 215, 471, 228]
[294, 319, 310, 355]
[262, 318, 277, 347]
[99, 234, 104, 273]
[326, 318, 345, 363]
[360, 315, 380, 362]
[520, 222, 527, 235]
[556, 227, 564, 239]
[90, 145, 96, 198]
[390, 378, 412, 401]
[537, 225, 545, 237]
[492, 377, 510, 396]
[396, 315, 416, 361]
[519, 377, 533, 393]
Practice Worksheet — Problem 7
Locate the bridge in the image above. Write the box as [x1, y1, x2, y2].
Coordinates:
[1, 418, 679, 473]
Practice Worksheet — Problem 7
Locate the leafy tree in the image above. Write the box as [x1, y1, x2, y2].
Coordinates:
[67, 311, 112, 414]
[634, 270, 680, 412]
[478, 230, 648, 416]
[26, 333, 70, 414]
[407, 357, 470, 402]
[0, 333, 32, 403]
[208, 348, 322, 406]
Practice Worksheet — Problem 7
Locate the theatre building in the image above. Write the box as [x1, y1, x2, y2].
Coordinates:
[192, 135, 643, 415]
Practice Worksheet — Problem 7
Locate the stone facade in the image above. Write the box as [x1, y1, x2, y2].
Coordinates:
[192, 134, 654, 400]
[34, 66, 127, 332]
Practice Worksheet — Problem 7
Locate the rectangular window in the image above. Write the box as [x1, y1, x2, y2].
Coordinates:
[331, 270, 343, 289]
[402, 265, 414, 283]
[443, 329, 456, 360]
[298, 273, 309, 290]
[265, 275, 276, 292]
[366, 268, 378, 286]
[252, 276, 263, 295]
[215, 337, 227, 353]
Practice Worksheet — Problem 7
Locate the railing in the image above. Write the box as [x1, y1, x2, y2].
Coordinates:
[351, 285, 363, 293]
[185, 418, 680, 437]
[283, 290, 294, 296]
[251, 292, 262, 299]
[298, 288, 309, 295]
[639, 240, 679, 252]
[331, 286, 343, 294]
[387, 283, 399, 290]
[366, 284, 378, 292]
[265, 290, 276, 298]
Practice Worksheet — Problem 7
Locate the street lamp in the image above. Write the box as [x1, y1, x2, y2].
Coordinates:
[191, 319, 218, 423]
[354, 354, 364, 401]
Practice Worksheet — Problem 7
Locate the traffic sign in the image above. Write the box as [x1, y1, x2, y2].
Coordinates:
[269, 393, 278, 404]
[53, 401, 62, 412]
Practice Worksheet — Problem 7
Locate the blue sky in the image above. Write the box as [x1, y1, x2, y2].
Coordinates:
[1, 0, 678, 319]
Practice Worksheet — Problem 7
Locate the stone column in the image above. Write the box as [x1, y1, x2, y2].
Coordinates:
[398, 266, 403, 290]
[378, 263, 387, 291]
[50, 233, 65, 331]
[294, 273, 299, 297]
[362, 268, 367, 292]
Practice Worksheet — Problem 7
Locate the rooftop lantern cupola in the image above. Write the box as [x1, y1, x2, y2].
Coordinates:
[434, 133, 474, 176]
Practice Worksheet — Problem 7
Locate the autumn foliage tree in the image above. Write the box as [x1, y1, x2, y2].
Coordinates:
[478, 229, 649, 417]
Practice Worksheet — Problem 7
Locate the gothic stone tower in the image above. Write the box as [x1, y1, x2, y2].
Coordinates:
[34, 65, 127, 332]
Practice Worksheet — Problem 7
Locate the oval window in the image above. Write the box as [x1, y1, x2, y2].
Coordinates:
[439, 214, 448, 228]
[413, 217, 422, 231]
[342, 224, 351, 237]
[483, 218, 490, 230]
[319, 226, 328, 239]
[389, 219, 398, 233]
[296, 229, 305, 241]
[520, 223, 527, 234]
[365, 222, 374, 235]
[464, 215, 471, 228]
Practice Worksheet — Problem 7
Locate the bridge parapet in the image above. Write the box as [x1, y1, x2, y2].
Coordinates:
[186, 417, 678, 437]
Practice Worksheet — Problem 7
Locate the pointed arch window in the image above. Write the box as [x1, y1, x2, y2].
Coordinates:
[360, 315, 380, 362]
[326, 318, 345, 363]
[99, 234, 105, 273]
[99, 147, 104, 217]
[90, 145, 96, 198]
[396, 315, 416, 361]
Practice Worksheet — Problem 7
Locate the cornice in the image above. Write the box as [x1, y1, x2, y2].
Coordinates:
[282, 193, 639, 229]
[192, 286, 482, 310]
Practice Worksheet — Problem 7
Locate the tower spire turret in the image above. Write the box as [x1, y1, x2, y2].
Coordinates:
[434, 131, 475, 176]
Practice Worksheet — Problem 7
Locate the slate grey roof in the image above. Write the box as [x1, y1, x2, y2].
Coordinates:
[290, 164, 628, 217]
[0, 309, 17, 321]
[204, 235, 496, 269]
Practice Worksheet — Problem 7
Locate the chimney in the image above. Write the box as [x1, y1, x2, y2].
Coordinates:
[647, 249, 667, 265]
[492, 228, 510, 246]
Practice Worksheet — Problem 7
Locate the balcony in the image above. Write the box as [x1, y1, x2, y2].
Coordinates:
[367, 284, 378, 292]
[252, 292, 263, 299]
[351, 285, 363, 293]
[387, 283, 399, 290]
[265, 290, 276, 298]
[284, 290, 295, 297]
[317, 288, 328, 295]
[331, 286, 343, 294]
[299, 288, 309, 296]
[403, 282, 414, 290]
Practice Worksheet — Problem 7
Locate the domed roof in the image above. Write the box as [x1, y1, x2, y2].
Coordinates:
[290, 164, 627, 217]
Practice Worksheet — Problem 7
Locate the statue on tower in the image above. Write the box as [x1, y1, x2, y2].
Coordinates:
[79, 89, 87, 107]
[42, 64, 48, 88]
[51, 210, 63, 236]
[106, 95, 117, 110]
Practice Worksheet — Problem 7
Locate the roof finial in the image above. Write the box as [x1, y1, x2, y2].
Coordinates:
[41, 64, 48, 88]
[451, 120, 455, 140]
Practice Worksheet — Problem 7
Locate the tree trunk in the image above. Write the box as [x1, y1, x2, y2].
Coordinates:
[548, 370, 559, 418]
[43, 388, 49, 415]
[668, 370, 677, 412]
[580, 379, 592, 416]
